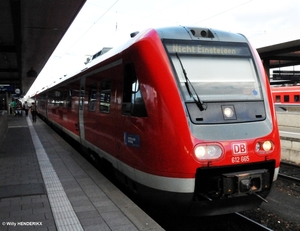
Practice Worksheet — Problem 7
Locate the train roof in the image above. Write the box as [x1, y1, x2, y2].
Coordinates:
[35, 26, 250, 96]
[271, 85, 300, 92]
[156, 26, 248, 43]
[85, 26, 249, 68]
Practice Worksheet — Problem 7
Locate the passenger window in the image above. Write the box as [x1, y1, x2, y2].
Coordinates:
[275, 95, 280, 102]
[66, 89, 72, 108]
[294, 95, 300, 102]
[79, 87, 84, 110]
[62, 89, 72, 108]
[284, 95, 289, 102]
[51, 90, 63, 106]
[122, 62, 147, 117]
[100, 79, 111, 113]
[88, 86, 97, 111]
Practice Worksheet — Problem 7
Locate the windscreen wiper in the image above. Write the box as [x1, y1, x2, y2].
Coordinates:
[175, 52, 206, 111]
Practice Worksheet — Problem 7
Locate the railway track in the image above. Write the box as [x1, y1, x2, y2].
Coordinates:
[278, 162, 300, 183]
[234, 213, 273, 231]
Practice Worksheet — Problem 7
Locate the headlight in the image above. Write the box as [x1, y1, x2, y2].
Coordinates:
[223, 107, 234, 118]
[222, 105, 236, 120]
[194, 144, 223, 161]
[255, 140, 274, 154]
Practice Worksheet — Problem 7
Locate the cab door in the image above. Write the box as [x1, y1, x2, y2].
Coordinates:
[117, 62, 148, 176]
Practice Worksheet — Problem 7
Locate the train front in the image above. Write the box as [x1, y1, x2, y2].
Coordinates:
[157, 27, 281, 215]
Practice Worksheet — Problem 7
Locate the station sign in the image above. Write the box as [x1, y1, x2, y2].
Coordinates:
[0, 84, 14, 92]
[273, 70, 300, 81]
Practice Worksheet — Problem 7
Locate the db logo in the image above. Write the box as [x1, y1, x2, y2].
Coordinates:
[232, 142, 247, 155]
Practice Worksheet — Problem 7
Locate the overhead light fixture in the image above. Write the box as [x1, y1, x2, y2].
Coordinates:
[27, 68, 37, 77]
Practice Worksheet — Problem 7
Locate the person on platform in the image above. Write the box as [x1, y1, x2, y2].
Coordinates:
[16, 101, 22, 116]
[30, 102, 38, 122]
[23, 101, 29, 116]
[11, 100, 16, 116]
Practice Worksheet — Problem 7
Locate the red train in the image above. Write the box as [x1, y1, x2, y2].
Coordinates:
[271, 85, 300, 106]
[35, 26, 281, 215]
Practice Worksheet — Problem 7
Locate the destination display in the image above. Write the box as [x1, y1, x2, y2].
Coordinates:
[165, 43, 250, 56]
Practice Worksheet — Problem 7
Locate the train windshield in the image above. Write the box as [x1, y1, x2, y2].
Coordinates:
[165, 41, 262, 102]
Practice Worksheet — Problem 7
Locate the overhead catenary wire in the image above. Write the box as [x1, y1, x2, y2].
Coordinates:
[60, 0, 119, 58]
[191, 0, 253, 25]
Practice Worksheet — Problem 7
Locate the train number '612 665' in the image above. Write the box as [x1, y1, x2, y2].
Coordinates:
[232, 155, 250, 163]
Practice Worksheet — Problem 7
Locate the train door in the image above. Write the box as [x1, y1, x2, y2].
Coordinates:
[79, 77, 86, 145]
[116, 62, 148, 177]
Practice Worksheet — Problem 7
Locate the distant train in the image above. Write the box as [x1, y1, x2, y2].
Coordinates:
[271, 85, 300, 106]
[35, 26, 281, 216]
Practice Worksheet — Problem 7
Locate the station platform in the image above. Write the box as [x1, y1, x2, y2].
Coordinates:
[0, 114, 164, 231]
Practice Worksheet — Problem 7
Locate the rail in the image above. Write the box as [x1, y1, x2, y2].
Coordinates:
[278, 162, 300, 183]
[234, 212, 274, 231]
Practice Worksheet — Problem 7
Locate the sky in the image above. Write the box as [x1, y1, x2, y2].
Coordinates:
[26, 0, 300, 97]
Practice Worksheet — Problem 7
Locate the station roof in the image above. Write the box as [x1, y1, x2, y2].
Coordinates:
[257, 39, 300, 69]
[0, 0, 86, 95]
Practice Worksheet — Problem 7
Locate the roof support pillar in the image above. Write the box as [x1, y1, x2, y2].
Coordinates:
[262, 59, 270, 82]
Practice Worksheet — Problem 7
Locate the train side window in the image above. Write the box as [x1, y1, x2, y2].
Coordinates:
[79, 87, 84, 110]
[88, 86, 97, 111]
[284, 95, 289, 102]
[294, 95, 300, 102]
[54, 90, 62, 106]
[100, 79, 111, 113]
[275, 95, 280, 102]
[122, 62, 147, 117]
[58, 91, 64, 107]
[62, 90, 70, 108]
[66, 89, 72, 108]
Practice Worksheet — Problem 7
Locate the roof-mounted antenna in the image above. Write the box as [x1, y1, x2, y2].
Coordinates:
[130, 31, 139, 38]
